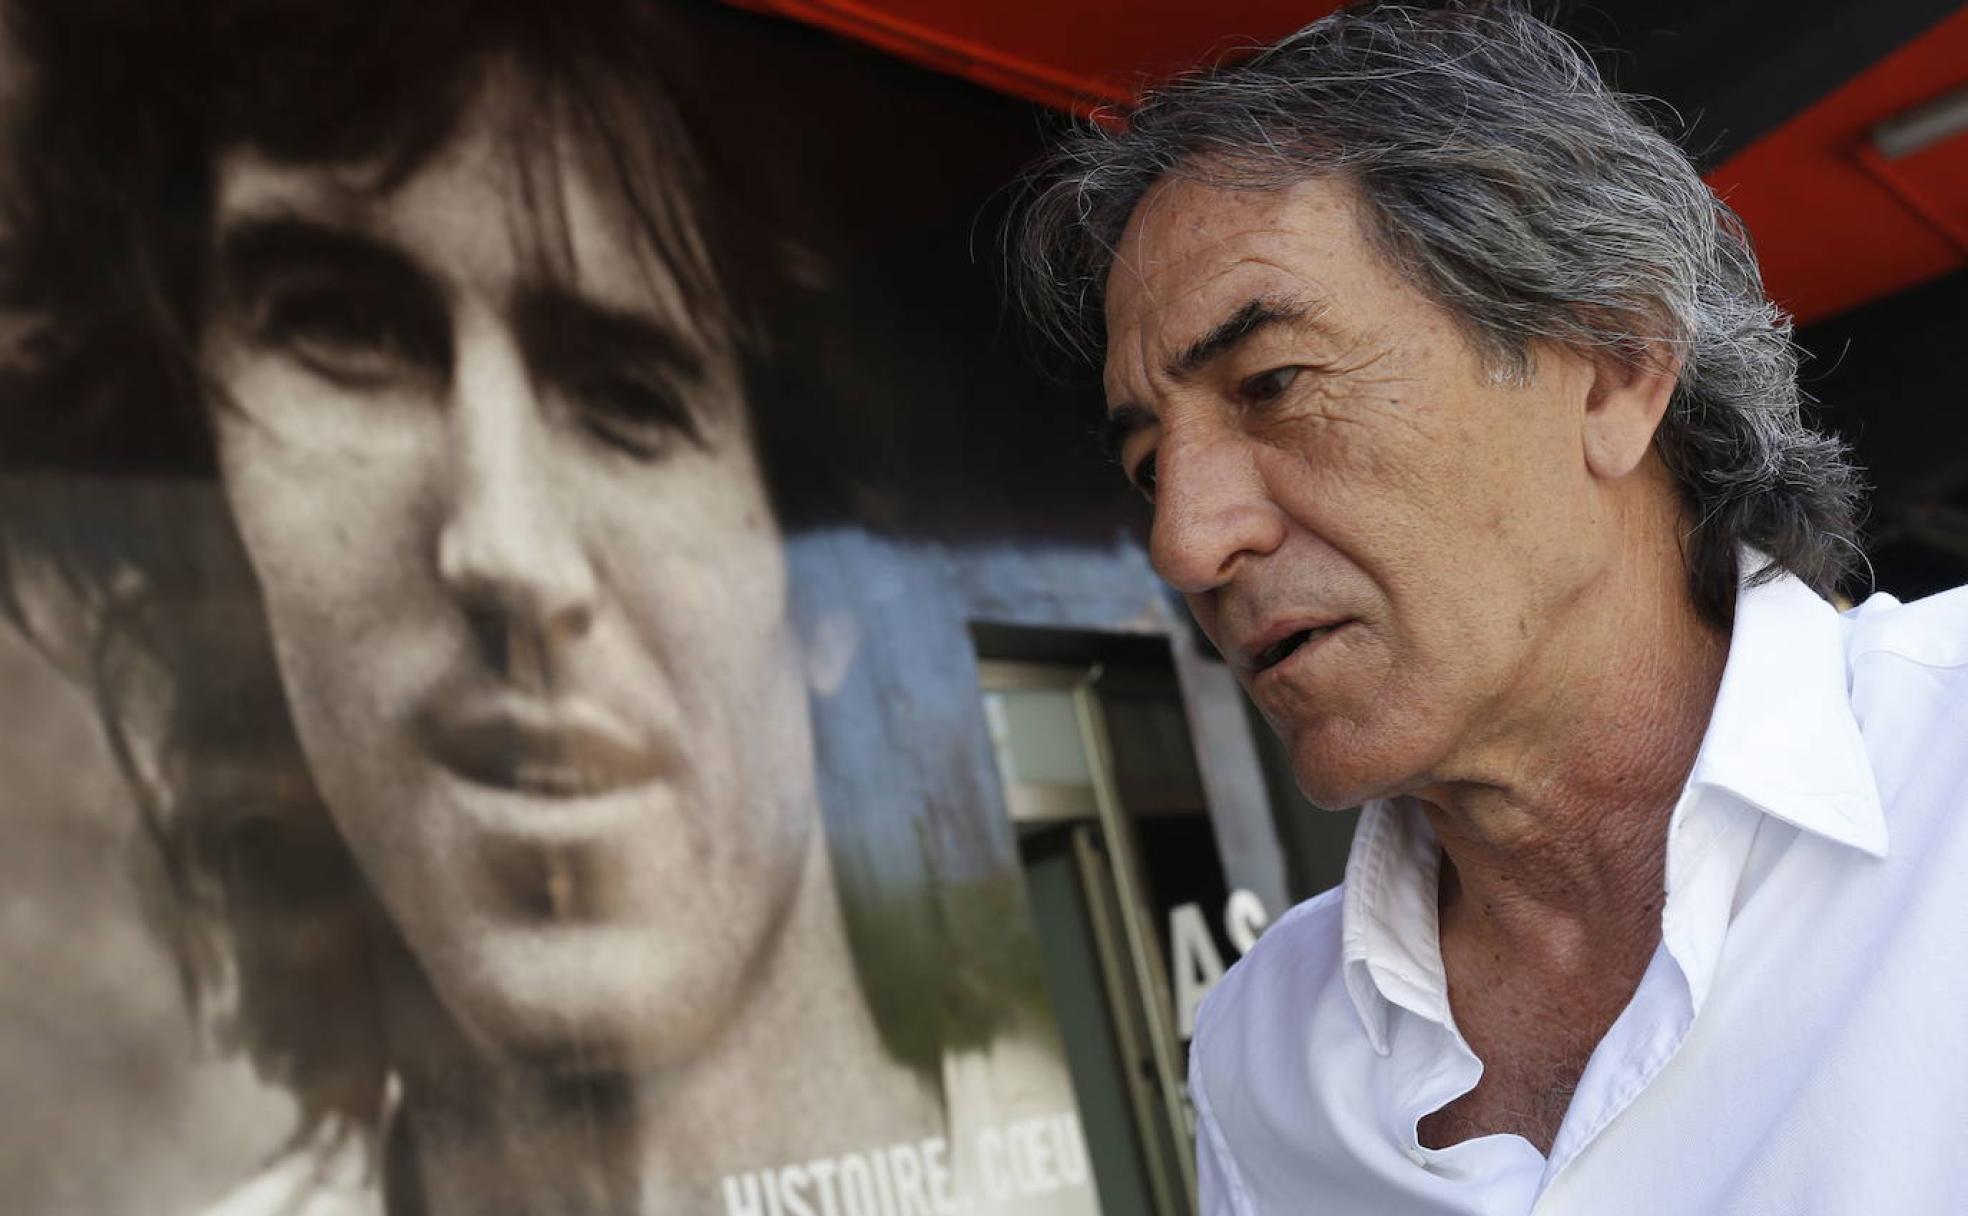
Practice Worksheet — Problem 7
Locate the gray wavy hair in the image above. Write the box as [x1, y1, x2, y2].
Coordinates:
[1010, 0, 1864, 626]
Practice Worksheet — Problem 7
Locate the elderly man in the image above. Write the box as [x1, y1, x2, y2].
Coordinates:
[1015, 4, 1968, 1214]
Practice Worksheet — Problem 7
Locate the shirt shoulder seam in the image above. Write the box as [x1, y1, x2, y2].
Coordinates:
[1193, 882, 1345, 1045]
[1192, 1047, 1262, 1216]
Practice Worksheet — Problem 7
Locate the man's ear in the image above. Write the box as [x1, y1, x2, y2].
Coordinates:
[1582, 346, 1680, 480]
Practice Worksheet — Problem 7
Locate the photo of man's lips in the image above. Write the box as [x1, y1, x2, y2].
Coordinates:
[419, 693, 675, 799]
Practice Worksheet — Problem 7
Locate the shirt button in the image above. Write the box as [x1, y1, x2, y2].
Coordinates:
[1405, 1146, 1428, 1168]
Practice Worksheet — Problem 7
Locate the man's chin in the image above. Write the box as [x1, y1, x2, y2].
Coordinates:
[425, 931, 746, 1075]
[1293, 774, 1386, 812]
[1284, 726, 1422, 811]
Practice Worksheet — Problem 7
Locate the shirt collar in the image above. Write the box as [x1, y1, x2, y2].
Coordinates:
[1680, 557, 1886, 859]
[1656, 558, 1887, 1016]
[1340, 796, 1445, 1056]
[1337, 554, 1886, 1053]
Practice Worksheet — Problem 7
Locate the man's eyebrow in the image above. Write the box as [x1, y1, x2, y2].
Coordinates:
[515, 289, 706, 382]
[1166, 293, 1325, 380]
[216, 215, 428, 296]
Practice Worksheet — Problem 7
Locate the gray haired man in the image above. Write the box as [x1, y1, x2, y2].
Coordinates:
[1014, 4, 1968, 1213]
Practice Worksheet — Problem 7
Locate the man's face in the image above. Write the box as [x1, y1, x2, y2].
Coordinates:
[200, 85, 820, 1070]
[1104, 175, 1608, 808]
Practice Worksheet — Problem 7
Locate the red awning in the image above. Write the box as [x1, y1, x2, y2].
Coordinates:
[723, 0, 1343, 113]
[1707, 5, 1968, 324]
[729, 0, 1968, 326]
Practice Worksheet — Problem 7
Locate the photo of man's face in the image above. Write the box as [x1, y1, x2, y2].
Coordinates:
[1, 6, 1117, 1212]
[199, 71, 825, 1071]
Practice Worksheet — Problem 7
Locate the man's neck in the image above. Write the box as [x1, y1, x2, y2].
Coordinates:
[1410, 514, 1729, 1152]
[1416, 520, 1729, 964]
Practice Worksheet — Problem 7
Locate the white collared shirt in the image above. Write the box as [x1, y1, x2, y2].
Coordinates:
[1190, 568, 1968, 1215]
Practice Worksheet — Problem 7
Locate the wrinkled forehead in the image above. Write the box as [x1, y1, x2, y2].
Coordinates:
[1102, 174, 1366, 385]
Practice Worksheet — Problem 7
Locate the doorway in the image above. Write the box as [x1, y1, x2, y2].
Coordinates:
[978, 650, 1258, 1216]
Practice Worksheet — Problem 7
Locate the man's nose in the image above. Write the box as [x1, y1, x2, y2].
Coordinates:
[436, 327, 598, 675]
[1148, 428, 1288, 595]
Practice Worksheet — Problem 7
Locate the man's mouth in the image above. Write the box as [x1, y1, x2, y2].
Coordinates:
[1251, 623, 1344, 674]
[421, 695, 672, 799]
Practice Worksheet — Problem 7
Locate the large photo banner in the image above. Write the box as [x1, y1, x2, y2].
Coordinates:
[0, 3, 1105, 1213]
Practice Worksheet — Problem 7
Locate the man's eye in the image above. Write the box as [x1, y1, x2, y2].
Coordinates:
[571, 365, 705, 457]
[258, 285, 446, 386]
[1239, 365, 1303, 404]
[1130, 452, 1158, 503]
